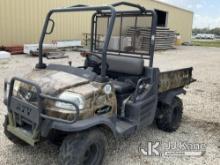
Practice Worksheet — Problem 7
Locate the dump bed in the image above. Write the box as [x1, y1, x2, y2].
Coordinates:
[159, 67, 194, 93]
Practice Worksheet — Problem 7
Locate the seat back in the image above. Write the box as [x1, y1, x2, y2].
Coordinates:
[106, 55, 144, 75]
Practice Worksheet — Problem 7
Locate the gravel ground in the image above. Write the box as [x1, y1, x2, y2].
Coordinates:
[0, 46, 219, 165]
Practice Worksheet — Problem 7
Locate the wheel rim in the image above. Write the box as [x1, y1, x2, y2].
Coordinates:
[83, 143, 100, 165]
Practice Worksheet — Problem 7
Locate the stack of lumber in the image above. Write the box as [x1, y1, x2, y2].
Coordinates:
[126, 27, 176, 51]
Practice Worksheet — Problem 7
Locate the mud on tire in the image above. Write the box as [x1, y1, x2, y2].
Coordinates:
[58, 129, 107, 165]
[156, 97, 183, 132]
[3, 115, 27, 145]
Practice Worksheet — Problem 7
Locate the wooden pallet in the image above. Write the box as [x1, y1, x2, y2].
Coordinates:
[126, 27, 176, 51]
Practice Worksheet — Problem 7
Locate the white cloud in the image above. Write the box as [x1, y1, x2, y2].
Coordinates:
[193, 14, 220, 28]
[187, 4, 193, 9]
[156, 0, 205, 10]
[195, 4, 203, 9]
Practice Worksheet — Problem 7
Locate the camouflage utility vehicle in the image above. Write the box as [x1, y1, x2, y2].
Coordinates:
[3, 2, 194, 165]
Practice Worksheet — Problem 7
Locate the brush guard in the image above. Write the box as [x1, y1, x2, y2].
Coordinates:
[5, 77, 79, 145]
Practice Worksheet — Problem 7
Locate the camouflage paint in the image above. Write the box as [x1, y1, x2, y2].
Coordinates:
[16, 69, 117, 121]
[159, 68, 193, 93]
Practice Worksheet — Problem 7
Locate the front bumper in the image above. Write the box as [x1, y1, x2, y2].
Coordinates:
[7, 124, 38, 146]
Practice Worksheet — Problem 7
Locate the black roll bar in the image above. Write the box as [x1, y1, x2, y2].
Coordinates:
[91, 3, 157, 67]
[111, 1, 146, 12]
[65, 4, 88, 8]
[35, 5, 116, 75]
[35, 2, 157, 77]
[148, 10, 157, 67]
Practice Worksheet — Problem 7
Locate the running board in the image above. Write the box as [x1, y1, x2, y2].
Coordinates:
[115, 119, 136, 137]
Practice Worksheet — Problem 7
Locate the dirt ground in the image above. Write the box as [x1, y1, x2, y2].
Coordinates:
[0, 46, 219, 165]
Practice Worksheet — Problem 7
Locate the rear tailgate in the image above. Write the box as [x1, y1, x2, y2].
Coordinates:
[159, 67, 194, 93]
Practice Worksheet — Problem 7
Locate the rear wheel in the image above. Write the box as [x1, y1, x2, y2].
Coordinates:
[156, 97, 183, 132]
[58, 129, 107, 165]
[3, 115, 27, 145]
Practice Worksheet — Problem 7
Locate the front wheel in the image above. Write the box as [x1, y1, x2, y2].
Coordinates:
[58, 129, 107, 165]
[156, 97, 183, 132]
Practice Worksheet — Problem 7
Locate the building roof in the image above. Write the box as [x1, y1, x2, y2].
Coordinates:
[152, 0, 193, 14]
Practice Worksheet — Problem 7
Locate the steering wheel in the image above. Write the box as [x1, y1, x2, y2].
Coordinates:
[85, 52, 109, 71]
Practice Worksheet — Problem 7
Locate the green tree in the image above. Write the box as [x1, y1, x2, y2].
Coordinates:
[193, 28, 220, 36]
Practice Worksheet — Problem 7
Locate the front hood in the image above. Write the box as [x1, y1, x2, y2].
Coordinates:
[23, 69, 89, 95]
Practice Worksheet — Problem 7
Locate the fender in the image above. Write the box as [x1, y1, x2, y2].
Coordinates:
[158, 88, 186, 105]
[40, 115, 117, 137]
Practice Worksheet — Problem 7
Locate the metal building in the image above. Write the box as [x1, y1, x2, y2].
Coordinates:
[0, 0, 193, 46]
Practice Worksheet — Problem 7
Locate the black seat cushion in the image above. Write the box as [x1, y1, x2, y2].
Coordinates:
[112, 80, 135, 94]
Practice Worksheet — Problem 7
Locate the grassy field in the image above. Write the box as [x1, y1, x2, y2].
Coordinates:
[192, 39, 220, 48]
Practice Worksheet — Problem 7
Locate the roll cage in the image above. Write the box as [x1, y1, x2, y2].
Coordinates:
[35, 2, 157, 81]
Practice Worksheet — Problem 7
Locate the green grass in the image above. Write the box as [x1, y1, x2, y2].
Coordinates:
[192, 39, 220, 48]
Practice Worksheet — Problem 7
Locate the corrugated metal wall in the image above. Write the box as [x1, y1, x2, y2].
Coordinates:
[0, 0, 193, 46]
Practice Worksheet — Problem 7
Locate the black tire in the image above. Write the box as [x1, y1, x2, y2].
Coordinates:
[48, 130, 66, 146]
[156, 97, 183, 132]
[3, 115, 27, 145]
[58, 129, 107, 165]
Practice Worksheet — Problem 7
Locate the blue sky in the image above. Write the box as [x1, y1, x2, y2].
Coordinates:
[157, 0, 220, 28]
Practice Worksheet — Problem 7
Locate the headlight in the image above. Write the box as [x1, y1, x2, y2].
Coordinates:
[13, 81, 21, 96]
[4, 80, 20, 98]
[55, 92, 85, 111]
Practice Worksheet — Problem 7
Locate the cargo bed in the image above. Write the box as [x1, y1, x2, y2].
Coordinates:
[159, 67, 194, 93]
